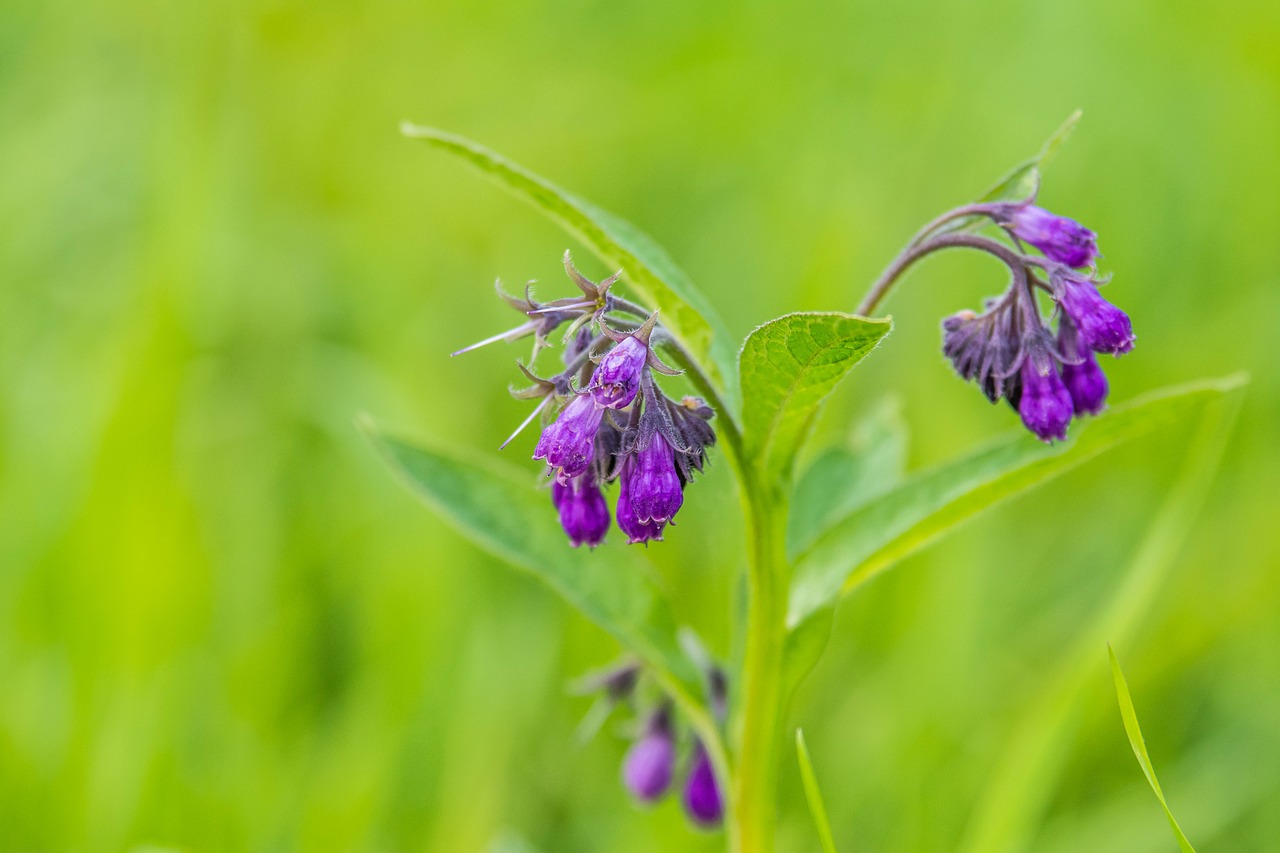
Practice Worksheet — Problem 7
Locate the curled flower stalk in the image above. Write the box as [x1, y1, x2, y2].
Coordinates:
[863, 196, 1134, 442]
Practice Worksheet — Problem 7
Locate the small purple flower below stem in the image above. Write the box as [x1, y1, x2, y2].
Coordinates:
[682, 741, 724, 828]
[622, 706, 676, 803]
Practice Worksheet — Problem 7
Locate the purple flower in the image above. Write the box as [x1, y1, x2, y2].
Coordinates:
[590, 335, 648, 409]
[626, 434, 683, 525]
[682, 741, 724, 828]
[1017, 350, 1074, 442]
[1053, 272, 1135, 356]
[552, 472, 610, 548]
[622, 708, 675, 803]
[1058, 320, 1109, 416]
[534, 394, 604, 481]
[616, 468, 666, 544]
[1006, 205, 1099, 268]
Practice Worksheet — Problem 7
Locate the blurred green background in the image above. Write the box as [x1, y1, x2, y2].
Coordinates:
[2, 0, 1278, 850]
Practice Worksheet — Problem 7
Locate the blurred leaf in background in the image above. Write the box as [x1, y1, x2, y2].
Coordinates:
[0, 0, 1277, 851]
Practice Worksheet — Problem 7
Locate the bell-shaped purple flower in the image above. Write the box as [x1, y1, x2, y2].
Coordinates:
[1006, 205, 1099, 268]
[590, 335, 648, 409]
[1017, 350, 1074, 443]
[622, 708, 675, 803]
[626, 434, 683, 525]
[1058, 319, 1109, 416]
[552, 471, 610, 548]
[682, 741, 724, 828]
[534, 394, 604, 481]
[616, 467, 666, 544]
[1054, 273, 1135, 356]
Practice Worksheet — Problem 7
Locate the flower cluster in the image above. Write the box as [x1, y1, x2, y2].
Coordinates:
[454, 252, 716, 546]
[939, 201, 1134, 442]
[578, 659, 727, 828]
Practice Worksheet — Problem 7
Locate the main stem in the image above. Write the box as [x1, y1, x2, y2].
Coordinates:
[730, 479, 790, 853]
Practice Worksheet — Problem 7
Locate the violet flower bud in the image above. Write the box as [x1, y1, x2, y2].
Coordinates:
[622, 707, 675, 803]
[1053, 272, 1135, 356]
[616, 466, 666, 544]
[590, 335, 648, 409]
[1058, 319, 1109, 416]
[1017, 349, 1074, 443]
[1005, 204, 1099, 268]
[552, 471, 611, 548]
[534, 394, 604, 481]
[626, 434, 683, 525]
[682, 741, 724, 828]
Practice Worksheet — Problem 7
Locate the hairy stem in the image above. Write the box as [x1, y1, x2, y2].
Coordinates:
[729, 480, 790, 853]
[857, 231, 1029, 316]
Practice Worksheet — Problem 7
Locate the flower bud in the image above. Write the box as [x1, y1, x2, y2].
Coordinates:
[622, 708, 675, 803]
[682, 741, 724, 828]
[626, 434, 683, 525]
[1017, 350, 1074, 442]
[1058, 320, 1109, 415]
[551, 471, 611, 548]
[616, 467, 666, 544]
[590, 335, 648, 409]
[534, 394, 604, 481]
[1053, 272, 1135, 356]
[1006, 204, 1099, 268]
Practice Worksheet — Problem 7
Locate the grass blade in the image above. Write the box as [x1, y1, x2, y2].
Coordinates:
[796, 729, 840, 853]
[1109, 645, 1198, 853]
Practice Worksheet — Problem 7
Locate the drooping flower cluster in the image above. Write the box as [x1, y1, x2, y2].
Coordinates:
[577, 659, 727, 828]
[454, 252, 716, 546]
[938, 201, 1134, 442]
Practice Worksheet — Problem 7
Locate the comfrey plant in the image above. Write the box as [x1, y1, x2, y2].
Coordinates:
[368, 113, 1244, 852]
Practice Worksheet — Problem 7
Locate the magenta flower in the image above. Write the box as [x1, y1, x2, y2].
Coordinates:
[1005, 204, 1099, 268]
[622, 707, 676, 803]
[534, 394, 604, 482]
[590, 335, 649, 409]
[682, 741, 724, 828]
[551, 471, 611, 548]
[1017, 349, 1074, 443]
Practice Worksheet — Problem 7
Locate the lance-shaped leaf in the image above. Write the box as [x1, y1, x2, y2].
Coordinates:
[788, 398, 909, 560]
[402, 125, 740, 415]
[364, 422, 696, 685]
[739, 312, 891, 484]
[787, 375, 1247, 630]
[796, 729, 841, 853]
[942, 109, 1082, 234]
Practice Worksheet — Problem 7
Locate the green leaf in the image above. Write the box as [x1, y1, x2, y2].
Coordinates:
[796, 729, 840, 853]
[957, 382, 1243, 853]
[363, 422, 695, 687]
[401, 124, 740, 414]
[1109, 645, 1198, 853]
[788, 398, 908, 560]
[943, 110, 1082, 234]
[787, 375, 1247, 630]
[739, 312, 892, 484]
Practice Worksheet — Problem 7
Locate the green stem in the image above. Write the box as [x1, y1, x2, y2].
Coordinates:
[729, 479, 790, 853]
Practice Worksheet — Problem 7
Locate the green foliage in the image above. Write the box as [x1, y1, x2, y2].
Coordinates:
[738, 312, 891, 484]
[365, 423, 693, 685]
[787, 375, 1246, 630]
[401, 125, 741, 414]
[1109, 646, 1198, 853]
[958, 382, 1243, 852]
[788, 399, 909, 560]
[796, 729, 840, 853]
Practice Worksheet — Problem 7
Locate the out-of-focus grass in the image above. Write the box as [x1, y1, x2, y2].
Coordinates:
[1, 0, 1277, 850]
